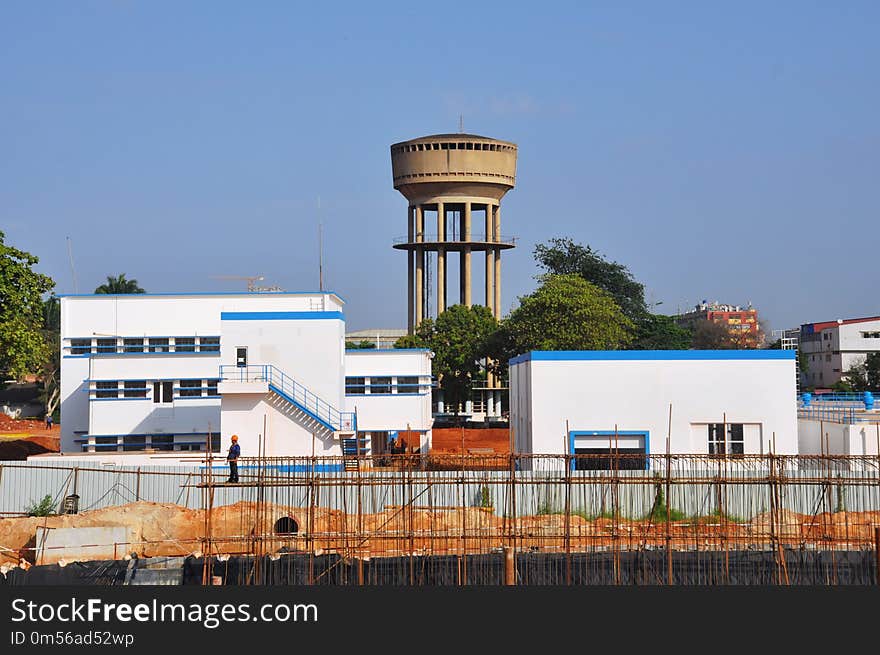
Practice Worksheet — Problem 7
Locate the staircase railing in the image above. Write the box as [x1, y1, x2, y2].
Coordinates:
[220, 364, 356, 432]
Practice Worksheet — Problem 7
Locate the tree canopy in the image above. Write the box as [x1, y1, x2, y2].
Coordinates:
[690, 320, 736, 350]
[629, 314, 692, 350]
[0, 231, 55, 381]
[395, 304, 497, 414]
[492, 274, 633, 364]
[534, 237, 691, 350]
[95, 274, 145, 294]
[534, 237, 647, 320]
[835, 353, 880, 391]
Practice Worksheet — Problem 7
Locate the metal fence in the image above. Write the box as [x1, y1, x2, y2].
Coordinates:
[2, 454, 880, 585]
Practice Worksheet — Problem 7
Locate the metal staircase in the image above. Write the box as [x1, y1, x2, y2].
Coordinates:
[219, 365, 356, 435]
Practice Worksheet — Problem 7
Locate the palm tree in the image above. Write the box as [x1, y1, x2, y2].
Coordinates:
[94, 274, 145, 294]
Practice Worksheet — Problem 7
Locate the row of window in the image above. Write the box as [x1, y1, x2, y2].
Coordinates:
[68, 336, 220, 355]
[861, 331, 880, 339]
[93, 379, 220, 401]
[82, 434, 220, 453]
[345, 376, 423, 395]
[392, 141, 514, 154]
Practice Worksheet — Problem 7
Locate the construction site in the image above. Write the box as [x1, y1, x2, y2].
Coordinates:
[2, 445, 880, 585]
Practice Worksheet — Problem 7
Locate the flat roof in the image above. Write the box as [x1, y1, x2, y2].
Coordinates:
[59, 290, 346, 303]
[802, 316, 880, 332]
[510, 350, 796, 365]
[345, 348, 430, 354]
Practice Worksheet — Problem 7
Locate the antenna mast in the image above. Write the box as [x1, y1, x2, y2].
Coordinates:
[317, 197, 324, 291]
[66, 236, 79, 293]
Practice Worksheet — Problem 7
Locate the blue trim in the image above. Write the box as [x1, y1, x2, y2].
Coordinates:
[345, 348, 431, 353]
[78, 431, 214, 439]
[59, 290, 346, 303]
[200, 463, 345, 473]
[345, 392, 427, 397]
[569, 430, 651, 471]
[63, 354, 92, 359]
[510, 349, 796, 365]
[90, 397, 149, 401]
[221, 311, 344, 321]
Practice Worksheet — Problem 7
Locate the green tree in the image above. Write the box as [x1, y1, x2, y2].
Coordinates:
[345, 340, 376, 349]
[866, 353, 880, 390]
[39, 295, 61, 417]
[395, 305, 498, 415]
[0, 231, 55, 383]
[94, 274, 145, 294]
[630, 314, 693, 350]
[534, 238, 647, 320]
[691, 320, 735, 350]
[492, 275, 632, 366]
[839, 354, 880, 391]
[534, 237, 688, 350]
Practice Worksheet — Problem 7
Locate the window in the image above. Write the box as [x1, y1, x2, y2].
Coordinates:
[122, 435, 146, 452]
[150, 434, 174, 451]
[93, 436, 118, 450]
[148, 338, 170, 353]
[123, 380, 147, 398]
[708, 423, 744, 456]
[153, 381, 173, 403]
[123, 338, 144, 353]
[180, 379, 202, 397]
[96, 338, 117, 354]
[95, 381, 119, 399]
[369, 376, 392, 394]
[345, 377, 366, 395]
[199, 336, 220, 352]
[825, 354, 832, 362]
[206, 379, 219, 396]
[862, 331, 880, 339]
[397, 376, 420, 394]
[174, 337, 196, 352]
[71, 338, 91, 355]
[180, 380, 202, 398]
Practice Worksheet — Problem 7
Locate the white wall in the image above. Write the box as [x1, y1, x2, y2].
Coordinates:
[343, 350, 433, 450]
[511, 352, 798, 460]
[220, 317, 345, 410]
[60, 292, 344, 453]
[798, 418, 880, 456]
[220, 393, 341, 458]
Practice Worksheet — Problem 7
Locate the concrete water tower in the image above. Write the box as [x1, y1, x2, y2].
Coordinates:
[391, 133, 517, 332]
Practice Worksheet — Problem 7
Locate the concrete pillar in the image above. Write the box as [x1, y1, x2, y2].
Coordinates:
[486, 390, 495, 419]
[437, 202, 446, 315]
[485, 204, 494, 314]
[494, 206, 501, 317]
[495, 390, 502, 416]
[407, 206, 414, 332]
[415, 205, 424, 326]
[461, 202, 472, 307]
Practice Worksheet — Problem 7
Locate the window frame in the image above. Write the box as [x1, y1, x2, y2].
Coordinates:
[369, 376, 392, 394]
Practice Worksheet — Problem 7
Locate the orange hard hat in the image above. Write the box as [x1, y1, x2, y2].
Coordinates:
[231, 434, 238, 441]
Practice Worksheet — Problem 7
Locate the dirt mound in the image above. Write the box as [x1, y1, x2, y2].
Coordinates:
[0, 436, 60, 460]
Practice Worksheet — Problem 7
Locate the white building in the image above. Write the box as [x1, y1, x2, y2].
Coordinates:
[799, 316, 880, 388]
[52, 292, 432, 467]
[344, 349, 433, 454]
[509, 350, 798, 468]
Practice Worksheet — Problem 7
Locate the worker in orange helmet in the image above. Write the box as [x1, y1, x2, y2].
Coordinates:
[226, 434, 240, 483]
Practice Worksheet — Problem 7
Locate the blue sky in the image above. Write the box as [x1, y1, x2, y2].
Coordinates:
[2, 2, 877, 331]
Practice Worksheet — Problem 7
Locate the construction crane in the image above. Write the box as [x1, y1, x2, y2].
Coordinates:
[211, 275, 284, 293]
